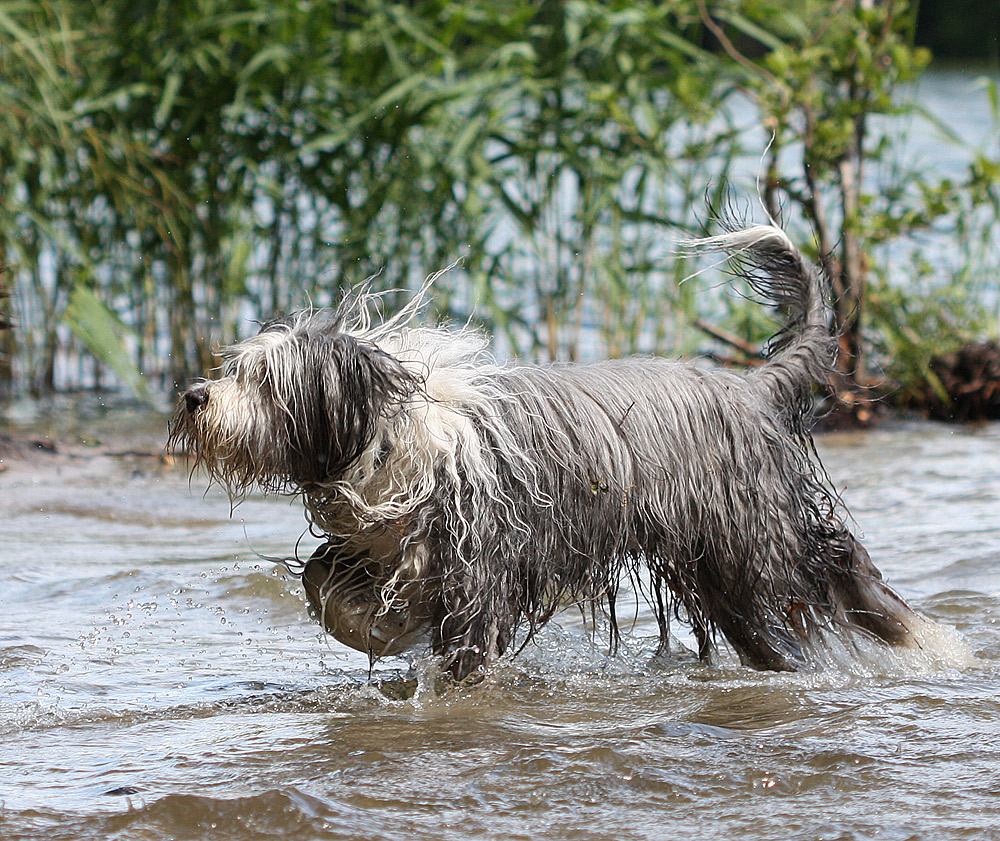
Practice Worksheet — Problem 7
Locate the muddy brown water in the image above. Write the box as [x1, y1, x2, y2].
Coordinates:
[2, 408, 999, 841]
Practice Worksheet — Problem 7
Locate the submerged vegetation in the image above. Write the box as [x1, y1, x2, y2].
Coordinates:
[0, 0, 997, 417]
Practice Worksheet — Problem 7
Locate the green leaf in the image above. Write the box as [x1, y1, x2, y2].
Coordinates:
[154, 70, 182, 128]
[63, 284, 156, 406]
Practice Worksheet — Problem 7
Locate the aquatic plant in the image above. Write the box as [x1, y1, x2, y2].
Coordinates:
[0, 0, 995, 414]
[696, 0, 1000, 414]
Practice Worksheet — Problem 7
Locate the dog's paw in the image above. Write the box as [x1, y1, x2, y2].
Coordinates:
[302, 547, 425, 657]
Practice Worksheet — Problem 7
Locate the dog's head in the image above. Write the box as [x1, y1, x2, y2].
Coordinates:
[169, 310, 420, 497]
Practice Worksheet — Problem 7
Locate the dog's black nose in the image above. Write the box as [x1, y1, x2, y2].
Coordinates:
[184, 388, 209, 414]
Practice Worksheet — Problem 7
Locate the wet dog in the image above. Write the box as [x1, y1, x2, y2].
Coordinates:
[170, 224, 925, 679]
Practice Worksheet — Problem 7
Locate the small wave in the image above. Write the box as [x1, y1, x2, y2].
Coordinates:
[96, 788, 343, 841]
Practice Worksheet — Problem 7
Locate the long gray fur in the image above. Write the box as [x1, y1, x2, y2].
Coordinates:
[170, 224, 924, 679]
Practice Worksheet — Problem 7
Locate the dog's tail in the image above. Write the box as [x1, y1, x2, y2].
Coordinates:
[686, 224, 835, 408]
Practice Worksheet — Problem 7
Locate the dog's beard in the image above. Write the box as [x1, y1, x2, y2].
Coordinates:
[169, 376, 297, 497]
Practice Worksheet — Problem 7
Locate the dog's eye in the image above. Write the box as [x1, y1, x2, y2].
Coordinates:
[222, 352, 265, 382]
[225, 358, 246, 379]
[217, 348, 239, 372]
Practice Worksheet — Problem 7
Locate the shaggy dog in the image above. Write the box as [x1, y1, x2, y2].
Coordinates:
[170, 224, 924, 680]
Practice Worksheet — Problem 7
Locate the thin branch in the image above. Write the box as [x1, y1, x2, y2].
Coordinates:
[696, 0, 788, 102]
[695, 318, 762, 358]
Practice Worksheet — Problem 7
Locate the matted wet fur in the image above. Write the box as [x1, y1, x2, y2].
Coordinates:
[170, 223, 925, 680]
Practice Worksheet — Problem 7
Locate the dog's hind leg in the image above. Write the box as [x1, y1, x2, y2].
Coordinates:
[708, 610, 805, 671]
[691, 575, 806, 671]
[829, 537, 925, 648]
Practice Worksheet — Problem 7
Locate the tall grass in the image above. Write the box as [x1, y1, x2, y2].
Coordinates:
[0, 0, 996, 407]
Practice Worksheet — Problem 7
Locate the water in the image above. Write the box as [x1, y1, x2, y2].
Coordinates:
[1, 413, 999, 840]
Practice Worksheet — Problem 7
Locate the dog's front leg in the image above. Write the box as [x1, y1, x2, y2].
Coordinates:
[431, 581, 509, 682]
[302, 541, 425, 659]
[437, 619, 506, 682]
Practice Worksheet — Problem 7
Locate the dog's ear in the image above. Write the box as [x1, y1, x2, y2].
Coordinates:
[286, 334, 417, 484]
[334, 338, 418, 413]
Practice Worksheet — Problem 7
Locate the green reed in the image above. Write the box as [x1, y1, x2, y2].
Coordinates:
[0, 0, 995, 409]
